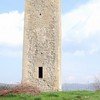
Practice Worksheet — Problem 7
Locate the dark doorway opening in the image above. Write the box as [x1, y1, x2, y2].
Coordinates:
[39, 67, 43, 78]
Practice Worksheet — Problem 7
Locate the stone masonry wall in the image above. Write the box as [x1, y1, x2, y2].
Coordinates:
[22, 0, 61, 91]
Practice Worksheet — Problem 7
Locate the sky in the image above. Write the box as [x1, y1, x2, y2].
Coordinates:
[0, 0, 100, 84]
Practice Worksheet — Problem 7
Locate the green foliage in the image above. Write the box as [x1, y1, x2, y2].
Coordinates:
[46, 93, 59, 97]
[0, 91, 100, 100]
[34, 97, 41, 100]
[6, 94, 17, 97]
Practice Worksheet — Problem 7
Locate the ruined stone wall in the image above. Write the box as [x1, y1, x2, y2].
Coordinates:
[22, 0, 61, 91]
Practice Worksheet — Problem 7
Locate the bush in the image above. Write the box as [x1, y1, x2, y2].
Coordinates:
[0, 84, 41, 97]
[47, 93, 59, 97]
[94, 75, 100, 91]
[34, 97, 41, 100]
[0, 85, 11, 91]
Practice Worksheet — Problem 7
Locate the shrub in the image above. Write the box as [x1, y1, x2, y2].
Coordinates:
[0, 85, 11, 91]
[94, 75, 100, 91]
[34, 97, 41, 100]
[47, 93, 59, 97]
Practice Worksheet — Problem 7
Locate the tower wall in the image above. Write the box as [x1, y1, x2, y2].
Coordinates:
[22, 0, 61, 91]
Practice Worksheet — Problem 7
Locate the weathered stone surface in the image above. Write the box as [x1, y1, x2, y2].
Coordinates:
[22, 0, 61, 91]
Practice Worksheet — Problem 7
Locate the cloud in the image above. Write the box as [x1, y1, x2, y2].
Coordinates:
[63, 50, 85, 57]
[62, 0, 100, 56]
[62, 0, 100, 84]
[0, 46, 22, 57]
[0, 11, 24, 46]
[64, 75, 94, 83]
[0, 11, 24, 57]
[62, 61, 96, 83]
[62, 0, 100, 42]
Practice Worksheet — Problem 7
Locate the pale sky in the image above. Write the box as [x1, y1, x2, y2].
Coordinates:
[0, 0, 100, 84]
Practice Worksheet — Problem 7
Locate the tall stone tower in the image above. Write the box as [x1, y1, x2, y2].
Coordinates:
[22, 0, 61, 91]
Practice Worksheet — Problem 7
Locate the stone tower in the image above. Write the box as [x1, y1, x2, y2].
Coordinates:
[22, 0, 61, 91]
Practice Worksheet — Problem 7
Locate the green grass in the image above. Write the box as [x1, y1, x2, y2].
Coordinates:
[0, 91, 100, 100]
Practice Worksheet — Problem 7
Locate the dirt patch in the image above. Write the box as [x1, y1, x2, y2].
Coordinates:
[0, 84, 41, 96]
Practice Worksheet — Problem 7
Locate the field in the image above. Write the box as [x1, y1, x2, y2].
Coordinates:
[0, 91, 100, 100]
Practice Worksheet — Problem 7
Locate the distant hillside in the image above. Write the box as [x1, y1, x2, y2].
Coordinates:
[62, 83, 95, 91]
[0, 83, 96, 91]
[0, 83, 17, 90]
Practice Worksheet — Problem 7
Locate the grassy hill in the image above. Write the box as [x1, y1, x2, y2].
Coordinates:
[0, 91, 100, 100]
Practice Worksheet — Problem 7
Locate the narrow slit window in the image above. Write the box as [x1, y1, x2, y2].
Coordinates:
[39, 67, 43, 78]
